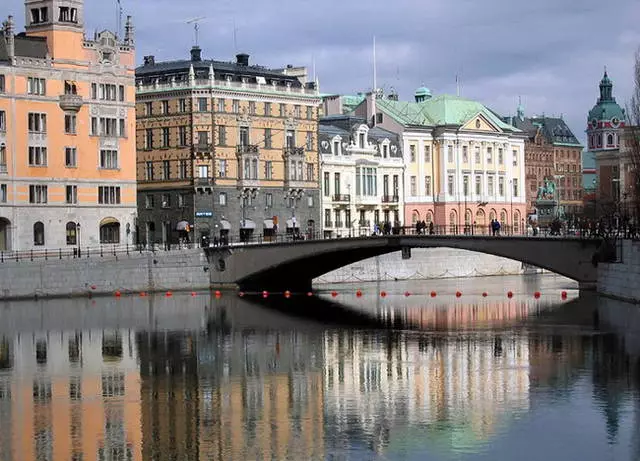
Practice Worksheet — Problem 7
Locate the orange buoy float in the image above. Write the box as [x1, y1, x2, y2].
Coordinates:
[115, 291, 121, 297]
[534, 291, 541, 299]
[455, 291, 462, 298]
[356, 290, 363, 297]
[140, 292, 147, 297]
[284, 290, 291, 298]
[404, 291, 411, 297]
[380, 291, 387, 298]
[482, 292, 488, 297]
[166, 291, 173, 297]
[262, 290, 269, 298]
[507, 291, 513, 298]
[331, 291, 338, 297]
[307, 291, 313, 297]
[561, 291, 568, 299]
[430, 291, 437, 297]
[191, 292, 197, 297]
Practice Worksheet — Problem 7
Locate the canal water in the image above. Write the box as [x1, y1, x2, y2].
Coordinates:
[0, 274, 639, 461]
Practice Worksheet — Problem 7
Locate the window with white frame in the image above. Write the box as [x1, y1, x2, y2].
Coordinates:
[410, 176, 417, 196]
[100, 149, 118, 169]
[101, 373, 125, 397]
[98, 186, 121, 205]
[447, 145, 453, 163]
[424, 176, 431, 195]
[65, 185, 77, 204]
[0, 110, 6, 131]
[475, 175, 482, 195]
[0, 184, 6, 203]
[424, 144, 431, 162]
[463, 175, 469, 196]
[486, 147, 493, 164]
[512, 149, 518, 166]
[409, 145, 416, 162]
[28, 113, 47, 133]
[498, 148, 504, 164]
[29, 185, 48, 203]
[513, 178, 519, 197]
[219, 192, 227, 206]
[447, 175, 454, 195]
[264, 160, 272, 179]
[27, 77, 46, 95]
[462, 145, 468, 163]
[488, 176, 494, 195]
[474, 146, 480, 164]
[28, 146, 47, 166]
[498, 177, 505, 196]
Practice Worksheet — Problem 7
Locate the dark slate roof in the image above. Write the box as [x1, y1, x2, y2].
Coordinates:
[318, 115, 402, 158]
[135, 50, 309, 89]
[0, 33, 48, 61]
[502, 114, 581, 146]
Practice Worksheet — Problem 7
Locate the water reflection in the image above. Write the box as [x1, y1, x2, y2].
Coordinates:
[0, 276, 638, 460]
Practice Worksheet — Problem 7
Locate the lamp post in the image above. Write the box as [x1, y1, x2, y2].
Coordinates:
[347, 183, 352, 238]
[285, 188, 304, 238]
[75, 222, 81, 257]
[509, 179, 514, 235]
[463, 176, 469, 234]
[239, 188, 258, 242]
[592, 177, 598, 219]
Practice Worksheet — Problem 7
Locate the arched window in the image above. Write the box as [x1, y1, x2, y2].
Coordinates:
[597, 134, 602, 146]
[449, 211, 457, 234]
[412, 211, 419, 224]
[489, 210, 496, 222]
[426, 211, 433, 224]
[33, 221, 45, 246]
[607, 134, 613, 146]
[514, 211, 521, 234]
[500, 210, 507, 225]
[100, 218, 120, 244]
[66, 222, 77, 245]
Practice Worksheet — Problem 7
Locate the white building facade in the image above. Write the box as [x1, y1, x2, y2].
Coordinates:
[318, 115, 404, 236]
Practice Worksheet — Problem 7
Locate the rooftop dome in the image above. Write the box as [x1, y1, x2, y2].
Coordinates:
[415, 86, 432, 103]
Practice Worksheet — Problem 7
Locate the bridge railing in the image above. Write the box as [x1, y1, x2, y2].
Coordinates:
[1, 222, 609, 263]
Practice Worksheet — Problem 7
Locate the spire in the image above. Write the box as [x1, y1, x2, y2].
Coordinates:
[124, 15, 135, 46]
[188, 64, 195, 86]
[599, 68, 614, 102]
[517, 96, 524, 120]
[208, 63, 215, 86]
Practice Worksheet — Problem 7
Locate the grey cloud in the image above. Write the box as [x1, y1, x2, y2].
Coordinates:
[6, 0, 639, 143]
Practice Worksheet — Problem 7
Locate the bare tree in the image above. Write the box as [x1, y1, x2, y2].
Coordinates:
[627, 47, 640, 220]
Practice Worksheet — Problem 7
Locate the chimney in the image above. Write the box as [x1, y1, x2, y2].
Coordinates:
[3, 15, 15, 61]
[236, 53, 249, 66]
[190, 46, 202, 62]
[143, 55, 155, 66]
[124, 15, 134, 46]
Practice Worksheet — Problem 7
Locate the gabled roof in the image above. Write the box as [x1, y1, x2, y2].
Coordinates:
[504, 114, 582, 147]
[0, 33, 48, 62]
[375, 94, 520, 132]
[318, 115, 402, 157]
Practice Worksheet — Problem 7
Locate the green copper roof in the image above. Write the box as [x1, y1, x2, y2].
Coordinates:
[376, 94, 520, 132]
[342, 94, 366, 113]
[415, 86, 432, 96]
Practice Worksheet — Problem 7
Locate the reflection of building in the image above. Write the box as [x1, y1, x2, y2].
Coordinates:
[323, 330, 530, 454]
[136, 332, 199, 461]
[0, 330, 141, 461]
[0, 0, 137, 251]
[135, 47, 322, 245]
[198, 332, 325, 460]
[505, 104, 583, 217]
[318, 115, 404, 236]
[339, 89, 527, 233]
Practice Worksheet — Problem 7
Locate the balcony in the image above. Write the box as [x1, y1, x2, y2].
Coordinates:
[194, 143, 213, 154]
[237, 144, 259, 155]
[283, 146, 305, 157]
[332, 194, 351, 203]
[358, 220, 371, 227]
[324, 221, 333, 228]
[194, 178, 213, 188]
[355, 195, 378, 206]
[381, 195, 399, 203]
[0, 164, 6, 174]
[59, 94, 84, 112]
[238, 176, 260, 189]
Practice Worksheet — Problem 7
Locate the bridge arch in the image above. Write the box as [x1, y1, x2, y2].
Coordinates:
[208, 236, 601, 292]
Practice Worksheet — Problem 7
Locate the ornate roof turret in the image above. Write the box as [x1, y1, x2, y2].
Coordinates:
[587, 69, 625, 129]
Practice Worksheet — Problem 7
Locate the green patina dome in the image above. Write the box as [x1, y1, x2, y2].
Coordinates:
[588, 70, 625, 123]
[415, 86, 432, 97]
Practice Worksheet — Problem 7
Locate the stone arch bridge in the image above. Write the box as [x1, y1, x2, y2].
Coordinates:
[204, 235, 603, 292]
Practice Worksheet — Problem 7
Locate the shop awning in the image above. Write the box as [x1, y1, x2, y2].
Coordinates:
[263, 219, 274, 228]
[241, 219, 256, 229]
[286, 219, 299, 228]
[176, 221, 190, 231]
[220, 220, 231, 230]
[99, 217, 119, 226]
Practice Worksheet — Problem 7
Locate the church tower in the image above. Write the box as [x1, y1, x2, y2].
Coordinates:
[24, 0, 84, 60]
[586, 70, 625, 152]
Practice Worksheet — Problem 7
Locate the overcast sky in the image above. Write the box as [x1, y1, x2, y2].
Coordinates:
[7, 0, 640, 144]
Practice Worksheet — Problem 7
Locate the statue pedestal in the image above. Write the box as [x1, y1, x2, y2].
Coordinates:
[534, 199, 559, 227]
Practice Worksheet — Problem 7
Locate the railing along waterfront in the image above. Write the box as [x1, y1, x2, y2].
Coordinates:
[0, 224, 611, 263]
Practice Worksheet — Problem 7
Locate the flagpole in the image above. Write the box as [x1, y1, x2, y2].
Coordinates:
[372, 35, 377, 127]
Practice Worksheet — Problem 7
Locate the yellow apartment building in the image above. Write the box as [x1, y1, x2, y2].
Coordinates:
[0, 0, 137, 251]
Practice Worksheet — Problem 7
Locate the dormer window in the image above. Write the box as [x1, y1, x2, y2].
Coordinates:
[333, 140, 341, 155]
[359, 133, 365, 148]
[382, 144, 389, 158]
[59, 7, 78, 23]
[31, 7, 49, 24]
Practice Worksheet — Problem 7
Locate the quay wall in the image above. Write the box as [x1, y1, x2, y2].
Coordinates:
[0, 249, 211, 300]
[598, 240, 640, 304]
[314, 248, 531, 284]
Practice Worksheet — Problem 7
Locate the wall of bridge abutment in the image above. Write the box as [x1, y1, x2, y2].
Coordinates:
[598, 240, 640, 303]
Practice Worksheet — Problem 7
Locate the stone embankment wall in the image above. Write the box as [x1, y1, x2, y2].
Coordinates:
[0, 249, 211, 300]
[598, 240, 640, 304]
[314, 248, 529, 284]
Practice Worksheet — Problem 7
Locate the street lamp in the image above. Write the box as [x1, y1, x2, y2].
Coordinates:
[239, 188, 258, 241]
[285, 188, 304, 237]
[75, 222, 81, 257]
[592, 177, 598, 219]
[509, 179, 514, 235]
[346, 183, 352, 238]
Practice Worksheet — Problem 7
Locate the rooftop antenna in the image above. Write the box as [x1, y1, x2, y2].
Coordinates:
[233, 19, 238, 52]
[116, 0, 123, 39]
[372, 35, 377, 127]
[312, 54, 316, 82]
[186, 16, 206, 46]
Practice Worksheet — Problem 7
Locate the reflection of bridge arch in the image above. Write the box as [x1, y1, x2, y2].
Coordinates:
[205, 236, 601, 292]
